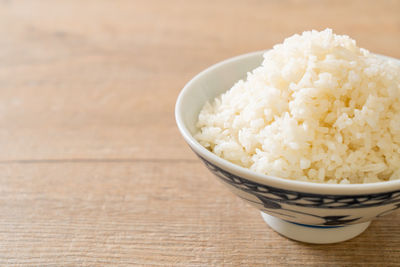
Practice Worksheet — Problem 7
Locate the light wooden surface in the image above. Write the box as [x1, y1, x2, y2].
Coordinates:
[0, 0, 399, 266]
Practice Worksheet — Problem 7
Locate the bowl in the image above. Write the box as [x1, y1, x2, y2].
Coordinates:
[175, 51, 400, 244]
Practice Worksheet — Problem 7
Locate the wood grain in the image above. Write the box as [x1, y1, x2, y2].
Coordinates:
[0, 0, 399, 266]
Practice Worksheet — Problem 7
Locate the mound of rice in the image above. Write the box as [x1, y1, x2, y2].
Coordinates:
[195, 29, 400, 184]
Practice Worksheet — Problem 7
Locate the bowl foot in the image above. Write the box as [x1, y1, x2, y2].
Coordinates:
[260, 212, 370, 244]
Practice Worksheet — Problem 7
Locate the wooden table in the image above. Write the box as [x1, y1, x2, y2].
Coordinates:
[0, 0, 399, 265]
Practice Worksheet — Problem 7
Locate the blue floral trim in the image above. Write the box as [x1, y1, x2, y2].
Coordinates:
[287, 221, 343, 228]
[197, 154, 400, 209]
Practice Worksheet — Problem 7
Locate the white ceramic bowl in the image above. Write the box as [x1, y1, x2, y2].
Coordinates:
[175, 51, 400, 244]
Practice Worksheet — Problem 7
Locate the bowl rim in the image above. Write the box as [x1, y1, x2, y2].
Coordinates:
[175, 50, 400, 195]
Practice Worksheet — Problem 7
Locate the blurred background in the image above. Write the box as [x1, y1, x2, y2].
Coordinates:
[0, 0, 399, 265]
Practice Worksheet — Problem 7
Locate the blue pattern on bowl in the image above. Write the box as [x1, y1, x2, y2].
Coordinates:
[196, 153, 400, 226]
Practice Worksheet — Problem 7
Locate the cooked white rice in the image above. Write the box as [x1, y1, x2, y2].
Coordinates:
[195, 29, 400, 184]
